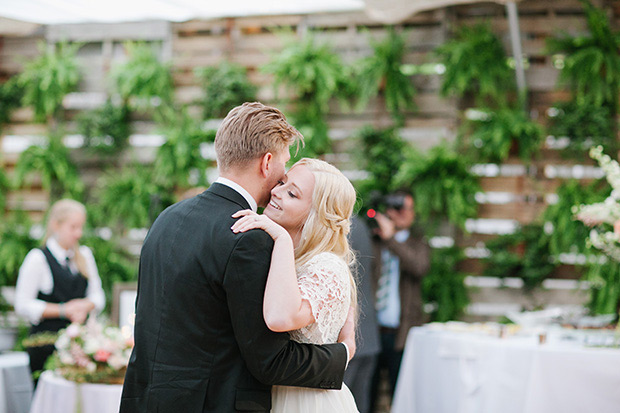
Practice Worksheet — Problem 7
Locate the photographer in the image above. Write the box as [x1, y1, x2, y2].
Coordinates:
[369, 191, 430, 411]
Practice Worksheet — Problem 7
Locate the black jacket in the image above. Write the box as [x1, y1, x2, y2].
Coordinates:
[120, 183, 347, 412]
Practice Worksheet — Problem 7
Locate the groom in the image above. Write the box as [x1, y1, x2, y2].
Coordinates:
[120, 102, 355, 412]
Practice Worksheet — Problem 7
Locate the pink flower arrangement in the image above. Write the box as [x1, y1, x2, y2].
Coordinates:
[52, 318, 134, 383]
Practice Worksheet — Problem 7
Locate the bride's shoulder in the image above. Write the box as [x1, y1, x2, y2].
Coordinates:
[303, 252, 348, 273]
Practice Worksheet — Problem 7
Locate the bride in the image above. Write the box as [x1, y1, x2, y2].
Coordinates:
[232, 157, 359, 413]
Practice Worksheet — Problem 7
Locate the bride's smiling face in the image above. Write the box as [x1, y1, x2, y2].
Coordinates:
[264, 164, 315, 232]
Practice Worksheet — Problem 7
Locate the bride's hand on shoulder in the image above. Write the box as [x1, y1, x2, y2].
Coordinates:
[231, 210, 289, 241]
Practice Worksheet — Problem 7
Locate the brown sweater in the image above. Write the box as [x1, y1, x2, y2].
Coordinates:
[372, 232, 431, 350]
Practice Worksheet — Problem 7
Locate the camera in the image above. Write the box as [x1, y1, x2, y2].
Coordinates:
[363, 192, 407, 230]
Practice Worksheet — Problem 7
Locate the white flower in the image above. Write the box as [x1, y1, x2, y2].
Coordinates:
[66, 323, 81, 338]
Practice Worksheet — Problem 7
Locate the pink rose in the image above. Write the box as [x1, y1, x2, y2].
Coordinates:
[94, 349, 111, 363]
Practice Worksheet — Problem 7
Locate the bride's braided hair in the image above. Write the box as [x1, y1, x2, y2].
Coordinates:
[293, 158, 358, 309]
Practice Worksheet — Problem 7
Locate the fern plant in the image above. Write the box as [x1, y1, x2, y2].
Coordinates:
[395, 143, 480, 230]
[546, 0, 620, 117]
[75, 101, 131, 155]
[195, 62, 257, 119]
[110, 42, 174, 111]
[436, 23, 515, 106]
[423, 246, 469, 322]
[262, 33, 350, 157]
[14, 134, 83, 201]
[483, 224, 556, 291]
[542, 179, 610, 256]
[18, 42, 81, 122]
[463, 107, 544, 163]
[153, 107, 216, 191]
[0, 164, 10, 213]
[355, 28, 416, 125]
[0, 211, 39, 287]
[0, 76, 24, 130]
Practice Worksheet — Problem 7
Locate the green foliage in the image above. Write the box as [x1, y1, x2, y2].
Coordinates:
[463, 108, 544, 163]
[542, 180, 610, 256]
[18, 42, 81, 122]
[547, 101, 615, 157]
[110, 42, 174, 110]
[436, 23, 515, 106]
[584, 258, 620, 315]
[546, 0, 620, 115]
[75, 101, 131, 155]
[355, 126, 408, 201]
[0, 165, 11, 213]
[153, 107, 216, 190]
[14, 134, 84, 201]
[81, 234, 137, 312]
[263, 33, 350, 156]
[355, 28, 416, 125]
[195, 62, 257, 119]
[484, 224, 556, 290]
[96, 166, 166, 229]
[0, 76, 24, 129]
[0, 212, 39, 287]
[423, 246, 469, 322]
[395, 144, 480, 229]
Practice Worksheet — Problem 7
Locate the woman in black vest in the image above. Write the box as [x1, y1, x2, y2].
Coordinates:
[15, 199, 105, 375]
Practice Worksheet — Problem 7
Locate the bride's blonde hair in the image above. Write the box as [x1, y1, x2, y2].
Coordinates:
[293, 158, 357, 308]
[43, 199, 90, 279]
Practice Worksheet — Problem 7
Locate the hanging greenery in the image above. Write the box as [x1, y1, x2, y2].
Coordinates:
[354, 126, 408, 202]
[153, 106, 216, 191]
[546, 0, 620, 118]
[462, 107, 544, 163]
[75, 101, 131, 155]
[0, 76, 24, 130]
[395, 143, 480, 229]
[547, 101, 615, 158]
[423, 246, 469, 322]
[110, 42, 174, 111]
[18, 42, 81, 122]
[0, 165, 10, 213]
[0, 211, 39, 287]
[195, 62, 257, 119]
[14, 134, 84, 201]
[96, 165, 167, 229]
[81, 234, 137, 312]
[583, 258, 620, 315]
[355, 28, 416, 125]
[435, 23, 515, 106]
[483, 224, 556, 291]
[262, 32, 350, 157]
[542, 179, 610, 257]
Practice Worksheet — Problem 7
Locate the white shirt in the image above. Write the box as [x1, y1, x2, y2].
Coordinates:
[215, 177, 258, 212]
[14, 237, 106, 325]
[377, 229, 410, 328]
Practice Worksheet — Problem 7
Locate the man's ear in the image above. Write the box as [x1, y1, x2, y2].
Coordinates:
[260, 152, 273, 178]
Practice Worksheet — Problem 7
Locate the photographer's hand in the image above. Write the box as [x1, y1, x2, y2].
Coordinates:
[374, 212, 396, 240]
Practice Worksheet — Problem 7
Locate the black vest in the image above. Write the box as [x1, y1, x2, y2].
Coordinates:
[31, 246, 88, 334]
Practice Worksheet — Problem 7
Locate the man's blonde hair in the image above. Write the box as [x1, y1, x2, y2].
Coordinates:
[214, 102, 303, 171]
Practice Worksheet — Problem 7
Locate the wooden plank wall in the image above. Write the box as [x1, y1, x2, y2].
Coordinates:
[1, 0, 619, 319]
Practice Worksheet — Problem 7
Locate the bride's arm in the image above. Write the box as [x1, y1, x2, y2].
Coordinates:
[232, 210, 315, 332]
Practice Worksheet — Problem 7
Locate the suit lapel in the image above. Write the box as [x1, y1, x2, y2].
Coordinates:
[206, 182, 252, 210]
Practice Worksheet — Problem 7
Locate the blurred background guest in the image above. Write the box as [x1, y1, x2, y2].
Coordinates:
[344, 215, 380, 413]
[15, 199, 105, 375]
[369, 191, 430, 412]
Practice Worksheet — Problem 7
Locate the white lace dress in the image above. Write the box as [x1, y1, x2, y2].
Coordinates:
[271, 252, 359, 413]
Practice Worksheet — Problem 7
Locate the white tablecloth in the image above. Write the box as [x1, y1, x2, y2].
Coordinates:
[0, 352, 32, 413]
[30, 371, 122, 413]
[392, 326, 620, 413]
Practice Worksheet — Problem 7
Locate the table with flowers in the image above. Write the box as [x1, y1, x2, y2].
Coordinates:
[392, 322, 620, 413]
[28, 319, 132, 413]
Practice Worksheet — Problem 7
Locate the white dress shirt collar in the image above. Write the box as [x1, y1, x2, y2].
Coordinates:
[215, 177, 258, 212]
[47, 237, 74, 261]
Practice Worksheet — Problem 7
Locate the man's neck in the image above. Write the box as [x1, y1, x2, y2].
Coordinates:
[218, 172, 265, 208]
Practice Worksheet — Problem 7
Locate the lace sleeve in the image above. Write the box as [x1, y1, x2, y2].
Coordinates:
[297, 253, 351, 343]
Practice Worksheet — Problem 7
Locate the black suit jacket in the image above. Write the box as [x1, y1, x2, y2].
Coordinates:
[120, 183, 347, 412]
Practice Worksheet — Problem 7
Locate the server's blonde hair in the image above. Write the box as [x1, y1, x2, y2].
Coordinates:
[43, 199, 89, 279]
